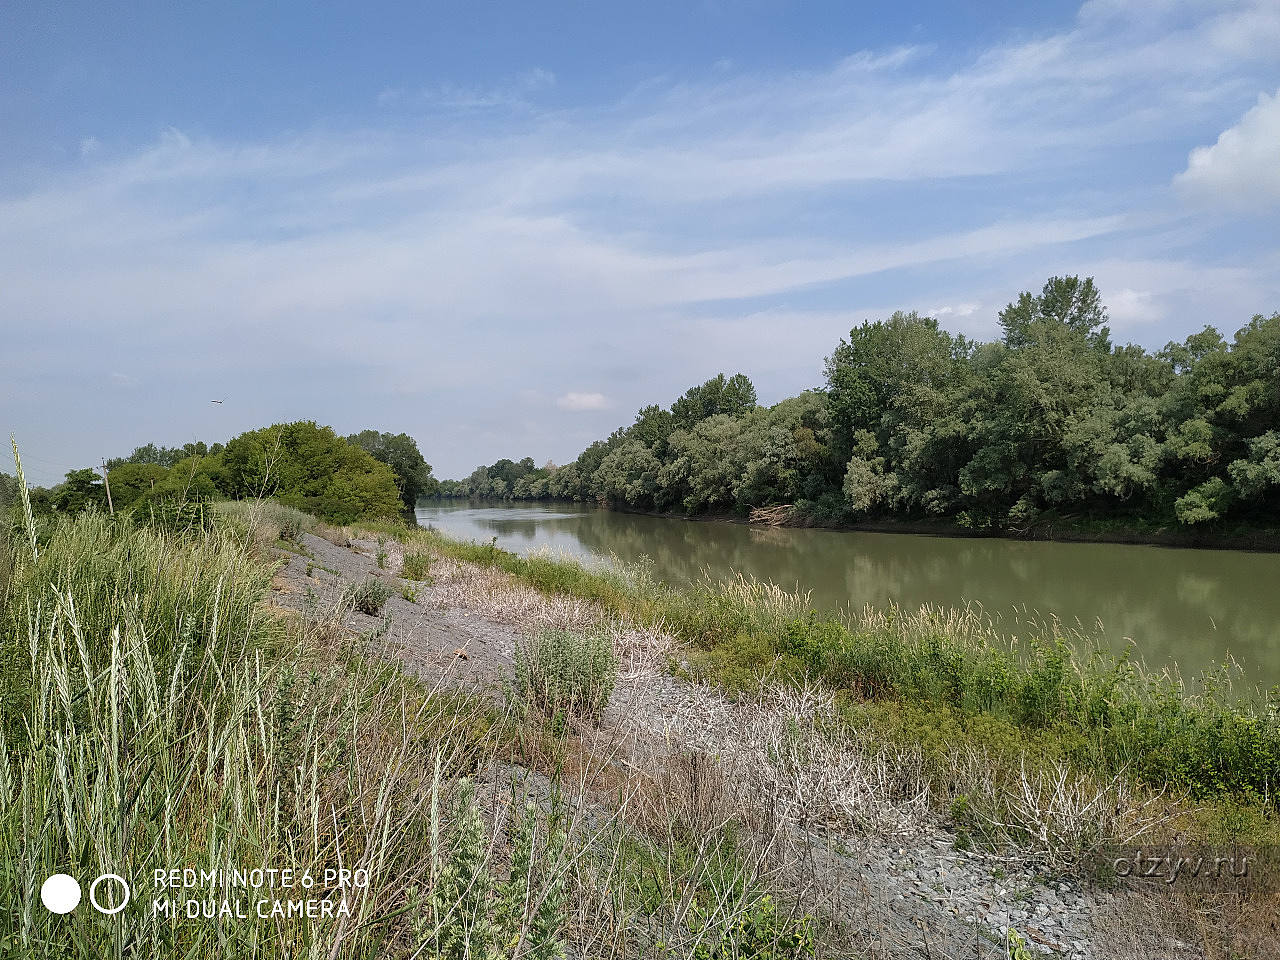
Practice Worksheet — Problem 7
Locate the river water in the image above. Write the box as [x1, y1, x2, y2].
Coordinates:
[415, 500, 1280, 686]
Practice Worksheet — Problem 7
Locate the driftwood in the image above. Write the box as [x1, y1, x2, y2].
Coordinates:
[748, 503, 798, 526]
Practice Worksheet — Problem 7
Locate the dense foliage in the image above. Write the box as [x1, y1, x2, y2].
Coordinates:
[346, 429, 439, 510]
[17, 421, 406, 525]
[104, 440, 223, 471]
[446, 278, 1280, 534]
[0, 472, 22, 513]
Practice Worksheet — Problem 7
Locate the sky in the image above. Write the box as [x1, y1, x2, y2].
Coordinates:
[2, 0, 1278, 484]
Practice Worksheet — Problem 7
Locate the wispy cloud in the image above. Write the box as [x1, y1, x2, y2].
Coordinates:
[419, 67, 556, 111]
[556, 392, 610, 412]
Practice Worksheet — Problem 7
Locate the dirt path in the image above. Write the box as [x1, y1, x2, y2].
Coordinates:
[267, 531, 1196, 960]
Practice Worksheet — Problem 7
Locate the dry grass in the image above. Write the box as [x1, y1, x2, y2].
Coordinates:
[947, 750, 1184, 861]
[1086, 884, 1280, 960]
[642, 679, 934, 839]
[425, 555, 604, 631]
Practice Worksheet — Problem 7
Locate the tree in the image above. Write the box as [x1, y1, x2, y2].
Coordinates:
[594, 440, 663, 507]
[106, 463, 170, 510]
[824, 311, 967, 470]
[631, 405, 675, 450]
[104, 442, 209, 471]
[735, 392, 833, 508]
[660, 415, 748, 513]
[0, 472, 18, 513]
[670, 373, 758, 429]
[998, 276, 1110, 352]
[442, 285, 1280, 534]
[50, 469, 107, 514]
[223, 422, 402, 523]
[131, 455, 225, 510]
[346, 430, 438, 511]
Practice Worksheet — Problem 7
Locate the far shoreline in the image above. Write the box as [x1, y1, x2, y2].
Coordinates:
[421, 497, 1280, 554]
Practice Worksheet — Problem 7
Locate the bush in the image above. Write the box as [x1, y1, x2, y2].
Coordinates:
[344, 577, 391, 616]
[420, 781, 566, 960]
[514, 629, 618, 721]
[213, 500, 313, 545]
[688, 894, 815, 960]
[402, 550, 433, 581]
[221, 421, 403, 524]
[276, 508, 307, 543]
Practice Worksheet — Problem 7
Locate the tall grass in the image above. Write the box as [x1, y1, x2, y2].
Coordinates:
[0, 499, 572, 957]
[214, 499, 319, 546]
[0, 495, 825, 958]
[1, 510, 272, 743]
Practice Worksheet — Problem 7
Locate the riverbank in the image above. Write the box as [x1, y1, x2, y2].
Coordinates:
[430, 497, 1280, 552]
[392, 518, 1280, 804]
[4, 501, 1277, 958]
[419, 499, 1280, 685]
[587, 501, 1280, 553]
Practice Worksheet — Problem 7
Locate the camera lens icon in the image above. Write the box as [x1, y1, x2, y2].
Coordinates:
[40, 873, 130, 915]
[40, 874, 81, 914]
[89, 874, 131, 914]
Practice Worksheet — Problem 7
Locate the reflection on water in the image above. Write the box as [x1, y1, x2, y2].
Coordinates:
[416, 500, 1280, 685]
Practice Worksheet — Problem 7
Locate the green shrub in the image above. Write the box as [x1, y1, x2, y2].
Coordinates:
[220, 421, 403, 524]
[213, 499, 313, 545]
[421, 781, 566, 960]
[689, 894, 815, 960]
[402, 550, 433, 581]
[514, 629, 618, 721]
[344, 577, 391, 616]
[276, 508, 307, 543]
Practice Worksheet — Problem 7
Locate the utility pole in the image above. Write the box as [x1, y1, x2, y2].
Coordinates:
[100, 460, 115, 515]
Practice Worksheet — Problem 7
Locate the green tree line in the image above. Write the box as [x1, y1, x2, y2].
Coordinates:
[6, 423, 437, 525]
[441, 277, 1280, 534]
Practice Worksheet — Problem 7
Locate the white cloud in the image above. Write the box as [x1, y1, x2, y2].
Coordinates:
[928, 303, 981, 319]
[1175, 88, 1280, 209]
[420, 67, 556, 111]
[1105, 288, 1161, 326]
[556, 392, 610, 411]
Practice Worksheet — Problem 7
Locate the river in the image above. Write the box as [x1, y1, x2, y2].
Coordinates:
[415, 500, 1280, 686]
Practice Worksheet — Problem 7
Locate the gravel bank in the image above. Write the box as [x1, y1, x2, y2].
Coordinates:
[265, 530, 1200, 960]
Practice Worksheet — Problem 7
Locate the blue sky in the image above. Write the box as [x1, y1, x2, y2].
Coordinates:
[2, 0, 1278, 483]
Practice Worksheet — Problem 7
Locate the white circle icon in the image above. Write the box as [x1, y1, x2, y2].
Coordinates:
[89, 874, 131, 915]
[40, 874, 82, 914]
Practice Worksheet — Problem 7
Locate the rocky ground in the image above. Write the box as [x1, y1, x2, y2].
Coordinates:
[266, 530, 1200, 960]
